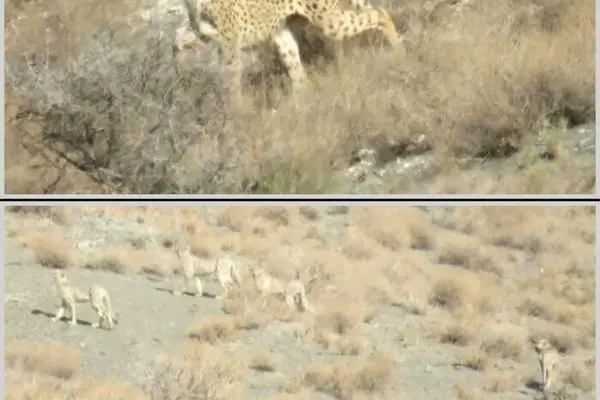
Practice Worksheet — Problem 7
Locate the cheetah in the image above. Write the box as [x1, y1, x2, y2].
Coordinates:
[51, 270, 90, 326]
[89, 284, 117, 330]
[174, 0, 402, 98]
[249, 265, 320, 312]
[173, 243, 242, 299]
[533, 338, 559, 393]
[215, 255, 243, 300]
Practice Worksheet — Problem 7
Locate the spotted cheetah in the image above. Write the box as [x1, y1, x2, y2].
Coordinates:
[214, 254, 243, 300]
[249, 265, 320, 312]
[89, 284, 117, 330]
[173, 243, 242, 299]
[174, 0, 401, 98]
[51, 270, 90, 326]
[533, 338, 559, 393]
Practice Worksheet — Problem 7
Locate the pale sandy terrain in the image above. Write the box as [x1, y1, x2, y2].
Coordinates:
[4, 205, 596, 399]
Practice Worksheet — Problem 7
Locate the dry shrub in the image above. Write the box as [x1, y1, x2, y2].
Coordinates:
[7, 206, 68, 224]
[249, 352, 278, 372]
[484, 369, 526, 393]
[408, 223, 436, 251]
[254, 207, 291, 226]
[17, 230, 77, 269]
[436, 234, 504, 277]
[216, 208, 258, 233]
[563, 361, 595, 392]
[144, 353, 242, 400]
[315, 307, 364, 336]
[479, 325, 527, 361]
[85, 247, 169, 275]
[314, 331, 368, 356]
[298, 354, 395, 399]
[454, 347, 491, 371]
[428, 271, 498, 313]
[298, 206, 320, 221]
[187, 316, 240, 344]
[188, 232, 224, 260]
[6, 368, 148, 400]
[436, 321, 478, 347]
[5, 343, 81, 379]
[341, 226, 375, 261]
[517, 293, 580, 325]
[391, 293, 429, 315]
[351, 208, 418, 252]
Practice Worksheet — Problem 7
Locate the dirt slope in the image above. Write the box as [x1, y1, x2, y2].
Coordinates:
[4, 206, 596, 399]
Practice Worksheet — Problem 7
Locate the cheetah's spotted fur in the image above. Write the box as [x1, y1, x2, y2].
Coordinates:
[174, 0, 401, 98]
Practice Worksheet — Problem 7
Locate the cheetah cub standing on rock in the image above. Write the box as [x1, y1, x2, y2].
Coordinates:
[532, 338, 559, 393]
[52, 270, 90, 326]
[175, 0, 402, 98]
[249, 265, 320, 312]
[173, 243, 242, 299]
[89, 284, 117, 330]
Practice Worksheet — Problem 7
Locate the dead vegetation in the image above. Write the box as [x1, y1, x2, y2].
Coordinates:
[5, 205, 596, 398]
[5, 0, 595, 194]
[5, 343, 148, 400]
[289, 353, 395, 399]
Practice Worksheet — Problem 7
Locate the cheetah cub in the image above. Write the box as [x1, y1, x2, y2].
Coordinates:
[175, 0, 402, 97]
[533, 338, 559, 393]
[52, 270, 90, 326]
[173, 243, 242, 299]
[249, 265, 319, 312]
[89, 284, 117, 330]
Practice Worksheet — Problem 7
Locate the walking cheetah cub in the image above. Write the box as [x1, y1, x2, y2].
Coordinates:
[249, 265, 319, 312]
[533, 338, 559, 393]
[175, 0, 402, 97]
[52, 270, 90, 326]
[173, 243, 242, 299]
[89, 284, 117, 330]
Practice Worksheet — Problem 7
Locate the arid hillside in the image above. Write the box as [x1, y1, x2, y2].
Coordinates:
[5, 205, 596, 399]
[5, 0, 595, 194]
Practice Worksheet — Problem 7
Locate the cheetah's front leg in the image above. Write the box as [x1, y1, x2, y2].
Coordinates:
[284, 293, 297, 311]
[52, 306, 65, 322]
[194, 277, 204, 297]
[69, 306, 78, 326]
[173, 275, 187, 296]
[92, 312, 102, 329]
[544, 365, 553, 392]
[216, 283, 229, 300]
[272, 27, 308, 92]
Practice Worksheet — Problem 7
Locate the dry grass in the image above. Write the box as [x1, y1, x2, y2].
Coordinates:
[145, 352, 243, 400]
[454, 347, 491, 371]
[5, 0, 594, 194]
[563, 360, 596, 392]
[293, 353, 395, 399]
[187, 316, 241, 344]
[84, 246, 172, 276]
[249, 352, 278, 372]
[15, 229, 77, 269]
[428, 271, 498, 314]
[5, 343, 81, 379]
[483, 369, 527, 393]
[5, 343, 148, 400]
